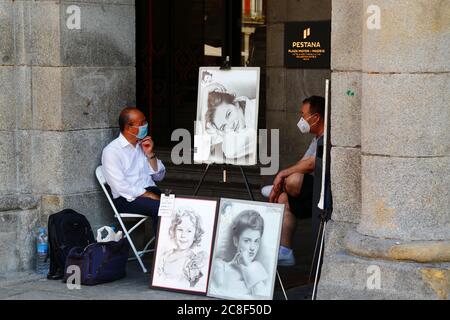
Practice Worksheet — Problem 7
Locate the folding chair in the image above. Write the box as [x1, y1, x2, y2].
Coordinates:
[95, 165, 155, 273]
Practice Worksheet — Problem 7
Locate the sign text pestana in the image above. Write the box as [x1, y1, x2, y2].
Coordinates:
[291, 41, 321, 48]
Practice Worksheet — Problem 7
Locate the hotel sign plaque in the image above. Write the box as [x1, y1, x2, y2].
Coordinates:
[284, 21, 331, 69]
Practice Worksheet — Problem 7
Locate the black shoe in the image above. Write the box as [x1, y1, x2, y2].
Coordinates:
[47, 270, 64, 280]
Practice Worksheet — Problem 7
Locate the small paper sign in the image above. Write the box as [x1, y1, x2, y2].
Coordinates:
[158, 194, 176, 217]
[194, 135, 212, 162]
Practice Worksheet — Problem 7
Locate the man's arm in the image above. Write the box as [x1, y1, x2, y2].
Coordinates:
[147, 152, 159, 172]
[280, 156, 316, 178]
[141, 136, 166, 182]
[146, 156, 166, 182]
[269, 157, 315, 202]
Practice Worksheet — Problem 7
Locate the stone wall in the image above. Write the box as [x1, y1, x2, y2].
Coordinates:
[266, 0, 331, 170]
[0, 0, 136, 273]
[318, 0, 450, 300]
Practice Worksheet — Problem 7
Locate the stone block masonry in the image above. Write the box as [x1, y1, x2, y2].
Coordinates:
[0, 0, 136, 273]
[318, 0, 450, 300]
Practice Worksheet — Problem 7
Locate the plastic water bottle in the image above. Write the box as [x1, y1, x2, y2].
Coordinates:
[36, 227, 49, 275]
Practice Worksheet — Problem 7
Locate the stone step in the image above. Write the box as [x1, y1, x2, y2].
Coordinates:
[157, 178, 266, 202]
[155, 148, 269, 201]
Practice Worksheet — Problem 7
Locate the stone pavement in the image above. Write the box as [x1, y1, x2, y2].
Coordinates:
[0, 256, 312, 300]
[0, 216, 314, 301]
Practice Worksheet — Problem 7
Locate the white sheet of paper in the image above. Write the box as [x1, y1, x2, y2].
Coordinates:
[158, 194, 176, 217]
[194, 135, 211, 161]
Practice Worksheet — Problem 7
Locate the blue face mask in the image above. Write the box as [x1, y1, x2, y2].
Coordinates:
[129, 123, 148, 140]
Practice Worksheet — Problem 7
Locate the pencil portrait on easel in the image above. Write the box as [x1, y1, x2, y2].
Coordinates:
[194, 67, 260, 166]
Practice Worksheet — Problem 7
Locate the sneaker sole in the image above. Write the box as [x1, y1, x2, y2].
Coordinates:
[277, 261, 296, 267]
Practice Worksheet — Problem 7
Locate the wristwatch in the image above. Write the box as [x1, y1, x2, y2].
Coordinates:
[147, 153, 157, 160]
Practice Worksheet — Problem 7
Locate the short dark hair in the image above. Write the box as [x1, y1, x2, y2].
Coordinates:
[169, 208, 204, 248]
[118, 107, 136, 132]
[302, 96, 325, 119]
[205, 91, 236, 130]
[231, 210, 264, 239]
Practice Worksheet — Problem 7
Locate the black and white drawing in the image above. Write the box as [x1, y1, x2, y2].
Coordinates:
[207, 198, 284, 300]
[194, 67, 260, 166]
[151, 198, 218, 294]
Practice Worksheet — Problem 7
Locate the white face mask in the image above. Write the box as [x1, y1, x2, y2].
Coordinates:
[297, 114, 319, 134]
[297, 117, 311, 134]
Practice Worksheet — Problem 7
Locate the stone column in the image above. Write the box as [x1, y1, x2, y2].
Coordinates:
[318, 0, 449, 299]
[0, 0, 39, 273]
[24, 0, 136, 229]
[0, 0, 136, 272]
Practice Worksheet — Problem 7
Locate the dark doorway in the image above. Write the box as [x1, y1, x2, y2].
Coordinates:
[137, 0, 249, 148]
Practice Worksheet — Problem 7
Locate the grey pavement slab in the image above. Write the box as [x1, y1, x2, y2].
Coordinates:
[0, 257, 311, 300]
[0, 263, 209, 300]
[0, 220, 314, 300]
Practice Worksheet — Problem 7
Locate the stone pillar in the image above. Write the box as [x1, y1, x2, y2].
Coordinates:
[28, 0, 136, 229]
[318, 0, 450, 299]
[0, 0, 39, 273]
[0, 0, 136, 272]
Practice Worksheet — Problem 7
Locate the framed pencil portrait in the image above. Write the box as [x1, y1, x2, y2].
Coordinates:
[150, 197, 218, 295]
[207, 198, 284, 300]
[194, 67, 260, 166]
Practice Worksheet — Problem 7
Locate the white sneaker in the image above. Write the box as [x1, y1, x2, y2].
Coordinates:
[261, 185, 273, 198]
[278, 248, 296, 267]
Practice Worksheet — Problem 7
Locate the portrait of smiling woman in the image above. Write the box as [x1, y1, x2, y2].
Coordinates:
[157, 208, 206, 287]
[209, 210, 269, 297]
[151, 198, 218, 294]
[194, 67, 260, 166]
[207, 198, 284, 300]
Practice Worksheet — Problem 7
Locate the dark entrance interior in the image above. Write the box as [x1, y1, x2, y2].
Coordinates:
[135, 1, 314, 298]
[136, 0, 266, 147]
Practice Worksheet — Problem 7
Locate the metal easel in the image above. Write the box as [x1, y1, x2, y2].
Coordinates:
[193, 164, 254, 201]
[193, 56, 288, 300]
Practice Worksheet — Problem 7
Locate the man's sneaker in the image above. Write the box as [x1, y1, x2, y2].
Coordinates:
[278, 249, 296, 267]
[261, 185, 273, 198]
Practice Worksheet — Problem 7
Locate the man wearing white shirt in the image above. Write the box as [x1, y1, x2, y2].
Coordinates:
[102, 107, 166, 232]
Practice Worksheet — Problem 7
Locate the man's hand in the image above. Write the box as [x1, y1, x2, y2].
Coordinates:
[141, 136, 154, 156]
[269, 172, 285, 203]
[268, 189, 280, 203]
[139, 191, 160, 201]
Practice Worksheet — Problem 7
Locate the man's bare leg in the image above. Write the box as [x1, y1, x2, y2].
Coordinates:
[285, 173, 304, 198]
[277, 192, 297, 248]
[278, 173, 305, 247]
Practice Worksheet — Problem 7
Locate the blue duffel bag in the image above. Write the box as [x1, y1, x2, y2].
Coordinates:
[63, 238, 130, 285]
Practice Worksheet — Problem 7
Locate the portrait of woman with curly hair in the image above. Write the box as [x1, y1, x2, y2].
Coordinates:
[151, 198, 218, 294]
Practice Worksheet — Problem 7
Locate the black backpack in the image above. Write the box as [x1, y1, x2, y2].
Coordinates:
[47, 209, 95, 280]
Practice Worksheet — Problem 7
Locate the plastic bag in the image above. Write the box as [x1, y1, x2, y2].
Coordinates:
[96, 226, 123, 243]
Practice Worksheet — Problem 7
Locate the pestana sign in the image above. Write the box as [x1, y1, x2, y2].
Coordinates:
[284, 21, 331, 69]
